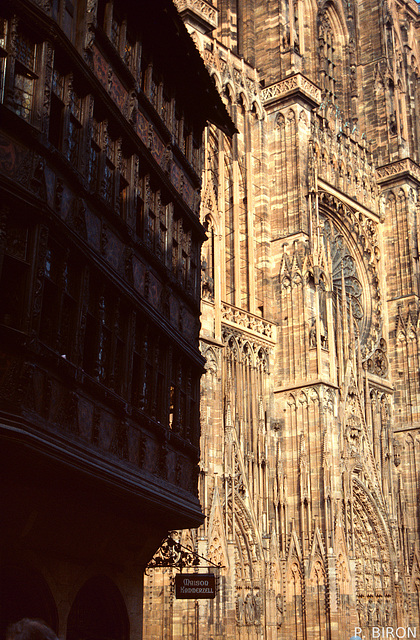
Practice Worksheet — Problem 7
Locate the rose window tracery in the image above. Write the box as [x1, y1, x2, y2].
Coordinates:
[322, 218, 364, 330]
[320, 207, 382, 359]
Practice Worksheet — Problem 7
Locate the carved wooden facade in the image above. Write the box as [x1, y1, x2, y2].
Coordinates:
[0, 1, 233, 639]
[144, 1, 420, 640]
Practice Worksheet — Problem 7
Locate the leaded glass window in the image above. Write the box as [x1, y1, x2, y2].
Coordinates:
[0, 18, 7, 103]
[13, 29, 37, 121]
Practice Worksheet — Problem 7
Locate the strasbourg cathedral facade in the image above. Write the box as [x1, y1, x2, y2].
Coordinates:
[144, 0, 420, 639]
[0, 0, 420, 639]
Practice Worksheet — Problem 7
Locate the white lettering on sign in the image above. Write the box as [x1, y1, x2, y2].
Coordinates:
[356, 629, 417, 639]
[175, 574, 216, 599]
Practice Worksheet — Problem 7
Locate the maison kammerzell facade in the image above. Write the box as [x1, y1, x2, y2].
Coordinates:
[0, 0, 234, 638]
[143, 1, 420, 640]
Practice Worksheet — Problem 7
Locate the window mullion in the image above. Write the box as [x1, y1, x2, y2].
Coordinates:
[61, 72, 73, 159]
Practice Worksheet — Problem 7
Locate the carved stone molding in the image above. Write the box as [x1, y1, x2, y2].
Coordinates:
[376, 158, 420, 186]
[173, 0, 218, 30]
[221, 302, 276, 343]
[261, 74, 322, 108]
[280, 385, 336, 412]
[201, 42, 261, 116]
[351, 481, 394, 628]
[200, 343, 220, 375]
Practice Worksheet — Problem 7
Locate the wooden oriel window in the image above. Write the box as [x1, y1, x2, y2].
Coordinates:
[145, 181, 159, 249]
[82, 275, 101, 378]
[192, 131, 202, 174]
[172, 213, 181, 277]
[0, 211, 32, 331]
[49, 66, 84, 169]
[131, 317, 147, 409]
[98, 293, 128, 394]
[149, 71, 160, 110]
[52, 0, 79, 41]
[161, 90, 171, 129]
[189, 240, 199, 297]
[0, 18, 8, 104]
[174, 108, 183, 148]
[67, 88, 83, 166]
[118, 153, 131, 220]
[88, 118, 127, 213]
[124, 29, 136, 74]
[88, 116, 101, 190]
[59, 255, 80, 358]
[156, 196, 170, 262]
[39, 240, 81, 360]
[49, 65, 65, 148]
[135, 170, 146, 237]
[155, 342, 167, 423]
[110, 9, 122, 51]
[12, 28, 38, 121]
[103, 129, 117, 204]
[183, 121, 192, 161]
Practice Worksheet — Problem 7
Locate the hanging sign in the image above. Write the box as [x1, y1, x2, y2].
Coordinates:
[175, 573, 216, 599]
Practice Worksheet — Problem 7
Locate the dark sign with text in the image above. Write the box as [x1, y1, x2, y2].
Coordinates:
[175, 573, 216, 599]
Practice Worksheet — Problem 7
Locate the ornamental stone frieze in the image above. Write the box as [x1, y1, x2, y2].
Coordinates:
[376, 158, 420, 185]
[279, 384, 337, 414]
[173, 0, 218, 32]
[221, 302, 276, 344]
[261, 73, 322, 109]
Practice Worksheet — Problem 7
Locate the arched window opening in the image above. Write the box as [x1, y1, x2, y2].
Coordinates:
[319, 15, 336, 103]
[224, 154, 235, 305]
[317, 8, 349, 116]
[202, 215, 215, 300]
[289, 564, 304, 640]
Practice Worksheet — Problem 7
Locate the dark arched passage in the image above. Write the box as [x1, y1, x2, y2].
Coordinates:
[0, 564, 58, 639]
[67, 576, 129, 640]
